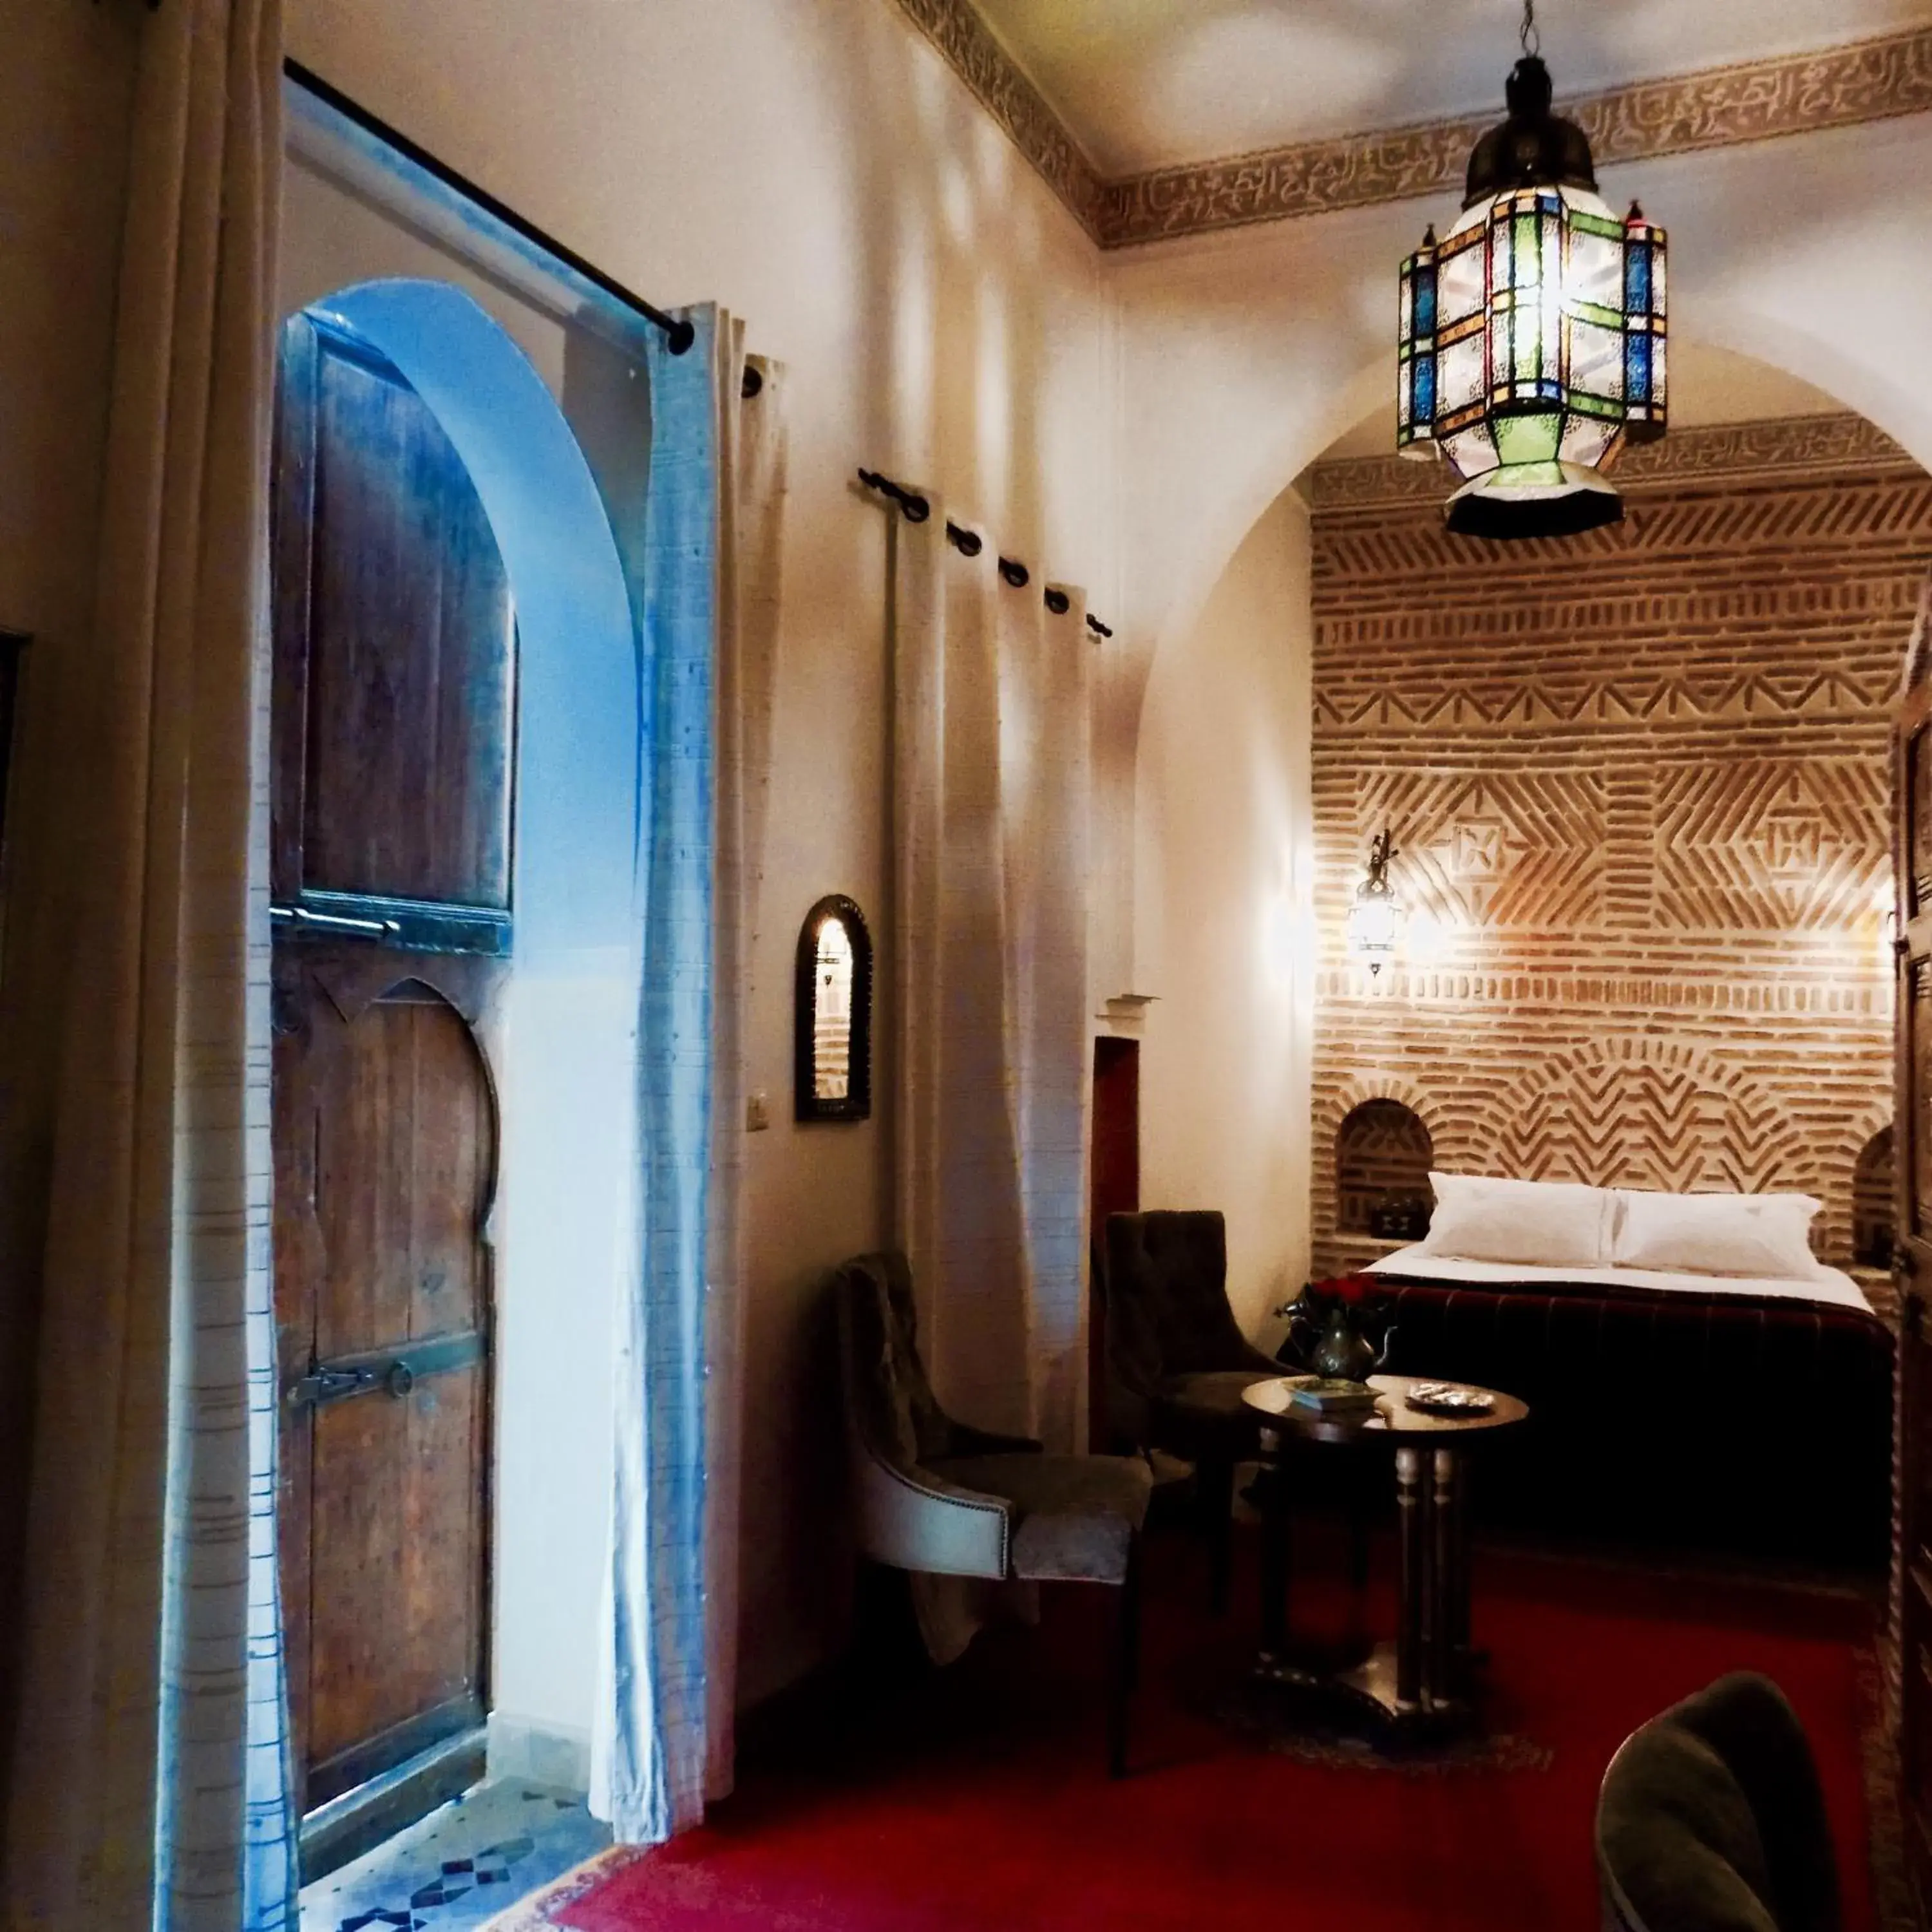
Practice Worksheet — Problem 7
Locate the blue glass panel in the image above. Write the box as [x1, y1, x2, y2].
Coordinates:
[1627, 332, 1652, 402]
[1415, 354, 1435, 421]
[1626, 246, 1651, 314]
[1416, 267, 1437, 335]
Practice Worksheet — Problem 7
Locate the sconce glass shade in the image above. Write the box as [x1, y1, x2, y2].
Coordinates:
[1347, 878, 1405, 973]
[1396, 56, 1667, 538]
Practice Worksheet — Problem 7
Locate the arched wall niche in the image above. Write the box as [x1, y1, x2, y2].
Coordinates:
[1334, 1098, 1432, 1240]
[1854, 1124, 1897, 1269]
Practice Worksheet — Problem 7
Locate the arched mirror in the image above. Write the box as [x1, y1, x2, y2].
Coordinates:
[795, 895, 873, 1122]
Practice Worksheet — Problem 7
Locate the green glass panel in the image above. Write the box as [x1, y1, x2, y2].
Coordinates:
[1491, 459, 1570, 489]
[1493, 413, 1560, 464]
[1513, 213, 1539, 289]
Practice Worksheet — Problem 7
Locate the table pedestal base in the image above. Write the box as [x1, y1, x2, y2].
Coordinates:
[1241, 1374, 1527, 1758]
[1250, 1642, 1475, 1744]
[1254, 1436, 1486, 1747]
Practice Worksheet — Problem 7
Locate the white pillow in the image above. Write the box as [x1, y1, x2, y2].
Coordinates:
[1417, 1171, 1615, 1268]
[1611, 1188, 1824, 1280]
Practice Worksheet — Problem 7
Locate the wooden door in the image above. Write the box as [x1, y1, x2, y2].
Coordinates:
[1089, 1037, 1141, 1448]
[271, 313, 515, 1812]
[1896, 587, 1932, 1907]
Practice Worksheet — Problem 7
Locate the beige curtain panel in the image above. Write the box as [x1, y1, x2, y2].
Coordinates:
[889, 504, 1097, 1457]
[703, 327, 790, 1806]
[3, 1, 291, 1927]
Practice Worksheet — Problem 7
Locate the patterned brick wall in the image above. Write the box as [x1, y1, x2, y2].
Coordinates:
[1308, 415, 1930, 1308]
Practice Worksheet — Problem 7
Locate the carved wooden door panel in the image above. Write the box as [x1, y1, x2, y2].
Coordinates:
[271, 313, 515, 1813]
[1896, 589, 1932, 1906]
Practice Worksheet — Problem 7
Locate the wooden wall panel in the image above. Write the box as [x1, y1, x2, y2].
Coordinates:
[1308, 414, 1931, 1313]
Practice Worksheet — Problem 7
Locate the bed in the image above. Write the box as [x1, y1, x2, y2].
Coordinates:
[1335, 1200, 1895, 1573]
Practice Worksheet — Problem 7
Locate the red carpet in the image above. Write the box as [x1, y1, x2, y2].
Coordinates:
[507, 1530, 1889, 1932]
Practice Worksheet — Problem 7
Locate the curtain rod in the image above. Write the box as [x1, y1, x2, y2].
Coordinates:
[284, 59, 696, 355]
[857, 469, 1113, 638]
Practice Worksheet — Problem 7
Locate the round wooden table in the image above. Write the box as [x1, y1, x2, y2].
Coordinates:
[1241, 1373, 1529, 1735]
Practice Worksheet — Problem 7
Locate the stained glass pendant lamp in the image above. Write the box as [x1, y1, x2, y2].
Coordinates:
[1396, 0, 1667, 538]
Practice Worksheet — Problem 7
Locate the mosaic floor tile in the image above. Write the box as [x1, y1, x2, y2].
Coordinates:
[302, 1779, 611, 1932]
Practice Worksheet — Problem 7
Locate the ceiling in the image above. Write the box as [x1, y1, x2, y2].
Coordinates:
[969, 0, 1932, 177]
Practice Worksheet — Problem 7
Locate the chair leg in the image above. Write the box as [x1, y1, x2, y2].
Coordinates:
[1203, 1458, 1235, 1616]
[1109, 1533, 1142, 1779]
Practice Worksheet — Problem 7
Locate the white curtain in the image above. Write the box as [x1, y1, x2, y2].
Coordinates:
[704, 345, 787, 1804]
[2, 1, 293, 1928]
[592, 310, 787, 1843]
[891, 506, 1095, 1452]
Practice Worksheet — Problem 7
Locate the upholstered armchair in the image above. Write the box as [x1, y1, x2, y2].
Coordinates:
[1103, 1209, 1282, 1612]
[1596, 1672, 1841, 1932]
[833, 1251, 1154, 1776]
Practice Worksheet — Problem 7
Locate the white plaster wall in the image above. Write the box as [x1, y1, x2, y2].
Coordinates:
[1135, 489, 1313, 1338]
[287, 0, 1119, 1727]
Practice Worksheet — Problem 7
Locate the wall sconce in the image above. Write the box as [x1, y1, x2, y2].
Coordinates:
[1347, 829, 1405, 975]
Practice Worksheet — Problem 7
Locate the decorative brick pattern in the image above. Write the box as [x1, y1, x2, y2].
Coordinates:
[1309, 415, 1921, 515]
[886, 5, 1932, 251]
[1309, 417, 1927, 1302]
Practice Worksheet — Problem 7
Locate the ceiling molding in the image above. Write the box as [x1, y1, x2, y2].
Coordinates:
[889, 4, 1932, 252]
[889, 0, 1106, 240]
[1102, 28, 1932, 248]
[1307, 415, 1921, 516]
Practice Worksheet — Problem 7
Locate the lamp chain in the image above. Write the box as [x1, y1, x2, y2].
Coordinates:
[1520, 0, 1540, 58]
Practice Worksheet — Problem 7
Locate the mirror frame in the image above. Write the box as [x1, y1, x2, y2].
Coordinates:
[794, 893, 873, 1123]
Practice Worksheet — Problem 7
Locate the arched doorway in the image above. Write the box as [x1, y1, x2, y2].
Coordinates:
[268, 276, 641, 1852]
[1136, 339, 1924, 1303]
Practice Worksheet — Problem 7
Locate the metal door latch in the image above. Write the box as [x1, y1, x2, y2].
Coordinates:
[283, 1331, 481, 1411]
[286, 1362, 379, 1408]
[271, 902, 401, 939]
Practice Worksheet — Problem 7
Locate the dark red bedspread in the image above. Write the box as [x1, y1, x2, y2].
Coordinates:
[1363, 1271, 1895, 1571]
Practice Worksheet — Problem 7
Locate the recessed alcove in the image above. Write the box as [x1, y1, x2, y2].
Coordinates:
[1335, 1098, 1433, 1238]
[1853, 1124, 1895, 1268]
